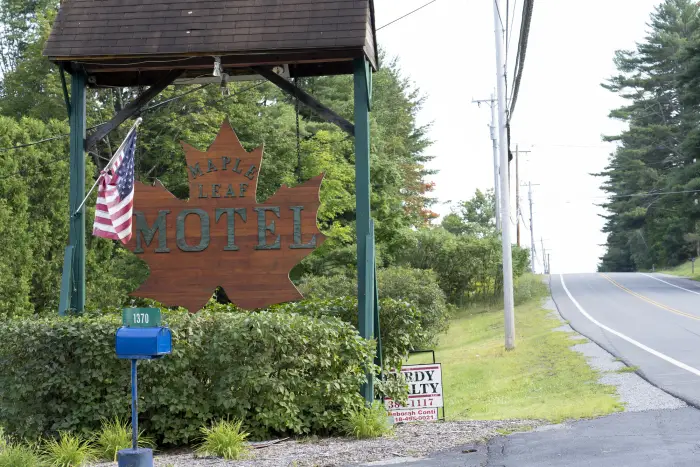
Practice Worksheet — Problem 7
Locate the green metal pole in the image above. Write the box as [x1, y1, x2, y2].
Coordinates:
[67, 69, 87, 313]
[354, 57, 374, 403]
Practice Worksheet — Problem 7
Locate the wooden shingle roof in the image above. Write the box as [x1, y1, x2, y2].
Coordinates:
[44, 0, 378, 86]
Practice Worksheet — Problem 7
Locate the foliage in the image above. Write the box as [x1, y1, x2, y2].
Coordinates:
[441, 189, 497, 238]
[297, 273, 356, 300]
[0, 115, 148, 317]
[0, 311, 374, 444]
[297, 266, 450, 348]
[41, 432, 95, 467]
[342, 402, 392, 439]
[0, 443, 42, 467]
[376, 267, 450, 347]
[274, 296, 420, 377]
[396, 227, 530, 305]
[513, 274, 549, 306]
[194, 419, 250, 460]
[93, 417, 155, 462]
[0, 2, 438, 312]
[598, 0, 700, 271]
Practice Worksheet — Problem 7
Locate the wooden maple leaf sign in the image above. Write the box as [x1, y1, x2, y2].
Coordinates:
[125, 120, 325, 312]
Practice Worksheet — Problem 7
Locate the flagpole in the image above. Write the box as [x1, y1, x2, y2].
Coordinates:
[73, 117, 142, 217]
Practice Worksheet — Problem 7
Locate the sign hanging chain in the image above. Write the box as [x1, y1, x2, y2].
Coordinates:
[294, 77, 302, 183]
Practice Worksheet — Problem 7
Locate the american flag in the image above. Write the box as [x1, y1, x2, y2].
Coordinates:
[92, 129, 137, 244]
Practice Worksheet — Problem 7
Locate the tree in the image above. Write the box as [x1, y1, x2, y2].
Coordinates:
[0, 3, 438, 311]
[598, 0, 700, 271]
[441, 189, 497, 238]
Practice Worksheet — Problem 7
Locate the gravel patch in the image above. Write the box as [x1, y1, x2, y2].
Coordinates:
[89, 420, 537, 467]
[543, 297, 686, 412]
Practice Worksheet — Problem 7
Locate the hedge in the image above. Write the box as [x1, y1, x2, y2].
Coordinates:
[297, 266, 450, 348]
[271, 297, 421, 371]
[0, 311, 374, 444]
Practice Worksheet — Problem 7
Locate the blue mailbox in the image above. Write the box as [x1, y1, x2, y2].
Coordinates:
[116, 327, 172, 360]
[116, 308, 172, 467]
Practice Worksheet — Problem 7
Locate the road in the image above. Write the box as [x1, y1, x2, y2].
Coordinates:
[365, 273, 700, 467]
[552, 272, 700, 406]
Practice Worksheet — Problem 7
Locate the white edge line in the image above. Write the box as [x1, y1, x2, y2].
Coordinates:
[640, 273, 700, 296]
[559, 274, 700, 378]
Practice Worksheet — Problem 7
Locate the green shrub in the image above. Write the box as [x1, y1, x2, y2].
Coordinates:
[0, 311, 374, 444]
[195, 419, 250, 460]
[298, 266, 450, 348]
[395, 228, 531, 305]
[343, 402, 392, 439]
[514, 273, 549, 306]
[42, 432, 95, 467]
[0, 443, 41, 467]
[93, 417, 155, 462]
[376, 267, 450, 348]
[297, 273, 355, 299]
[276, 296, 420, 372]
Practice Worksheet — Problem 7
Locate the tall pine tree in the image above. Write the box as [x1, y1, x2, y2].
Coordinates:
[599, 0, 700, 271]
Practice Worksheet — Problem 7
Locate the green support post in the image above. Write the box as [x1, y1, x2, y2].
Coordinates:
[354, 57, 374, 403]
[373, 232, 382, 373]
[58, 246, 74, 316]
[62, 69, 87, 314]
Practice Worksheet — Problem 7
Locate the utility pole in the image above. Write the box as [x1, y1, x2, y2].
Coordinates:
[541, 237, 547, 273]
[493, 0, 515, 350]
[516, 146, 520, 246]
[526, 182, 539, 273]
[472, 94, 501, 231]
[547, 253, 551, 274]
[514, 146, 531, 247]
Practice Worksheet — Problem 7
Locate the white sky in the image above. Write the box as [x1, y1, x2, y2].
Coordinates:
[374, 0, 662, 273]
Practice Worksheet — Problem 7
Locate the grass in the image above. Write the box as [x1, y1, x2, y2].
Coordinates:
[616, 366, 639, 373]
[0, 443, 42, 467]
[42, 432, 95, 467]
[93, 417, 155, 462]
[496, 425, 535, 436]
[343, 402, 393, 439]
[411, 275, 623, 422]
[195, 419, 250, 460]
[660, 261, 700, 281]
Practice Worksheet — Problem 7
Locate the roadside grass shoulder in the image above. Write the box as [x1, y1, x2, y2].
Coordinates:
[411, 275, 623, 423]
[660, 262, 700, 281]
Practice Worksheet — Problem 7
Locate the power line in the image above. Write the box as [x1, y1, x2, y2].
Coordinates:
[142, 83, 210, 112]
[0, 134, 68, 153]
[505, 0, 510, 62]
[537, 188, 700, 203]
[508, 0, 534, 120]
[608, 189, 700, 199]
[507, 0, 518, 60]
[0, 81, 265, 154]
[494, 0, 505, 30]
[377, 0, 438, 31]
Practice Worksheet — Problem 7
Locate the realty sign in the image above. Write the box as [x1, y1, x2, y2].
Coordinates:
[385, 363, 443, 422]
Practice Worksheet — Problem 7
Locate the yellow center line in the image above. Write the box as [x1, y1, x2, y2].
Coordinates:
[600, 273, 700, 322]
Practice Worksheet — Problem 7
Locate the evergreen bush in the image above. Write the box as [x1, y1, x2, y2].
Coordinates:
[0, 311, 374, 444]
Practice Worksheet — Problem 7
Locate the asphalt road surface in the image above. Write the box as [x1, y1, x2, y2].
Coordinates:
[365, 273, 700, 466]
[373, 408, 700, 466]
[552, 272, 700, 406]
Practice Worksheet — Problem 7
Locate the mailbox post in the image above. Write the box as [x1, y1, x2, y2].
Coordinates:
[116, 308, 172, 467]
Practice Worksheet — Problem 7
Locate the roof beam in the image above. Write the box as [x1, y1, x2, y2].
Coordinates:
[85, 69, 182, 150]
[252, 66, 355, 137]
